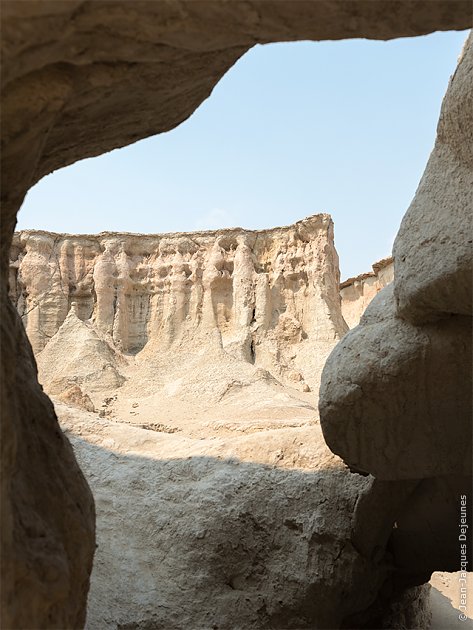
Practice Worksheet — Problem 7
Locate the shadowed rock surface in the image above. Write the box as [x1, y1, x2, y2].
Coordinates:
[58, 403, 432, 630]
[8, 222, 438, 628]
[320, 31, 472, 596]
[7, 221, 466, 627]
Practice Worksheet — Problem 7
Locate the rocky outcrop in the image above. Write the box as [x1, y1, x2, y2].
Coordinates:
[340, 257, 393, 328]
[10, 214, 440, 629]
[9, 215, 346, 395]
[56, 402, 432, 630]
[320, 33, 472, 587]
[2, 2, 470, 255]
[0, 294, 95, 629]
[393, 35, 473, 324]
[1, 3, 472, 629]
[321, 285, 472, 480]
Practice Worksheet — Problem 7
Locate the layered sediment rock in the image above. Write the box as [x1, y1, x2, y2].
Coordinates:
[10, 216, 431, 629]
[8, 218, 438, 629]
[9, 215, 347, 394]
[2, 2, 472, 629]
[340, 257, 393, 328]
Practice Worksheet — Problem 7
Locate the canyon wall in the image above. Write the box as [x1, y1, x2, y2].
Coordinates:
[340, 257, 393, 328]
[9, 215, 346, 395]
[8, 216, 437, 629]
[2, 2, 472, 629]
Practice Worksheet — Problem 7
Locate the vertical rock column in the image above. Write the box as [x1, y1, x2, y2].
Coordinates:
[93, 244, 118, 337]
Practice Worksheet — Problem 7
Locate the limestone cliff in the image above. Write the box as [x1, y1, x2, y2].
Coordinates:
[2, 3, 472, 629]
[340, 257, 394, 328]
[9, 214, 347, 394]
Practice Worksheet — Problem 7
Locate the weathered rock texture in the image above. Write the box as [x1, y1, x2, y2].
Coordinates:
[393, 34, 473, 324]
[56, 401, 433, 630]
[340, 257, 393, 328]
[323, 284, 471, 480]
[1, 2, 472, 629]
[320, 32, 473, 587]
[0, 295, 95, 629]
[1, 1, 471, 267]
[9, 215, 346, 396]
[8, 218, 436, 629]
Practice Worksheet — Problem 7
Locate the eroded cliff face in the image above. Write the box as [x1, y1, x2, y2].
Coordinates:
[340, 257, 394, 328]
[7, 217, 435, 629]
[2, 3, 472, 629]
[7, 216, 404, 630]
[9, 214, 346, 395]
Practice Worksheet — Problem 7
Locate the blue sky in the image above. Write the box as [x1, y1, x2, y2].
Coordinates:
[18, 30, 468, 279]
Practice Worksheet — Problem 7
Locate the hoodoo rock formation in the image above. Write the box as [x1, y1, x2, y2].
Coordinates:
[8, 219, 438, 629]
[1, 2, 472, 629]
[9, 215, 346, 395]
[8, 217, 427, 629]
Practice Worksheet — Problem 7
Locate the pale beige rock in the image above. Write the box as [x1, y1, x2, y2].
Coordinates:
[319, 31, 473, 592]
[1, 3, 472, 629]
[9, 218, 438, 629]
[37, 306, 126, 395]
[10, 232, 70, 352]
[430, 571, 473, 627]
[1, 2, 470, 261]
[340, 257, 393, 329]
[320, 285, 472, 583]
[10, 215, 347, 396]
[55, 403, 431, 630]
[320, 285, 471, 481]
[393, 32, 473, 324]
[54, 382, 96, 413]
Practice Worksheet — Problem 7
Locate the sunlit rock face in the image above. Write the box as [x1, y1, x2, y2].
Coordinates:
[340, 257, 393, 329]
[393, 35, 473, 324]
[59, 410, 430, 630]
[9, 215, 346, 394]
[8, 216, 432, 630]
[2, 2, 472, 629]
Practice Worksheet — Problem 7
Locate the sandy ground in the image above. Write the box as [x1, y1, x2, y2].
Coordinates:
[41, 311, 472, 629]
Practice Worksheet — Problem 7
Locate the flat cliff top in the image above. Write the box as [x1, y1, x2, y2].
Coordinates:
[340, 256, 393, 289]
[13, 213, 332, 241]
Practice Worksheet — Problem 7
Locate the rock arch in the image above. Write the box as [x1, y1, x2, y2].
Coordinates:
[1, 2, 471, 627]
